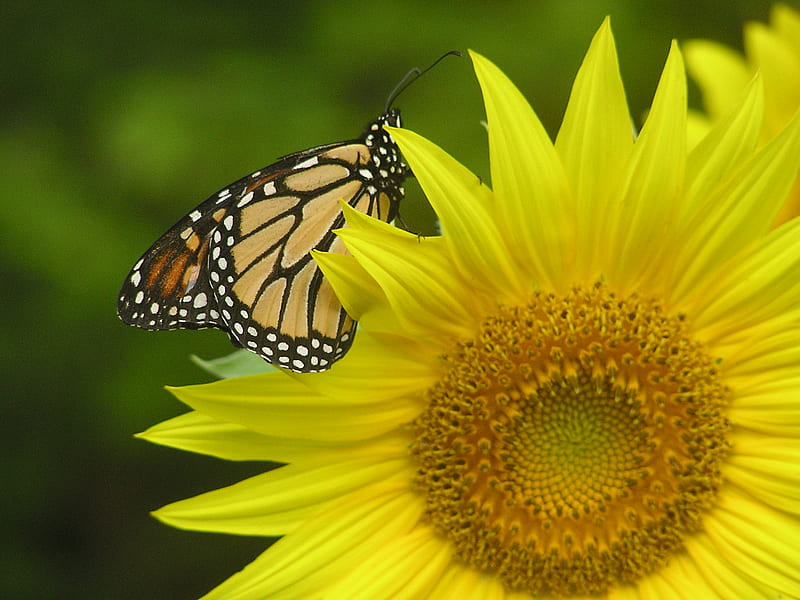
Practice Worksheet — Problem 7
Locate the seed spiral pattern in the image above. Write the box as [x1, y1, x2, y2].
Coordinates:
[412, 284, 729, 595]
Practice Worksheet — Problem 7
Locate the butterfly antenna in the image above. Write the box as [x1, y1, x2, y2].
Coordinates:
[384, 50, 462, 113]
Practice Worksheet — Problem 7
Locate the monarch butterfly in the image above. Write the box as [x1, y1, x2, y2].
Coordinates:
[117, 53, 460, 372]
[117, 106, 409, 372]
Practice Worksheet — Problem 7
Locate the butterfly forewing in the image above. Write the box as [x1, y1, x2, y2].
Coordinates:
[117, 110, 408, 372]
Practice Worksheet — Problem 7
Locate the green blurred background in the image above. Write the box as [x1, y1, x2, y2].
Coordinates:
[1, 1, 792, 598]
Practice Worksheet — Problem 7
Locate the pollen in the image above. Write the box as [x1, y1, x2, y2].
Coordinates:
[411, 283, 729, 596]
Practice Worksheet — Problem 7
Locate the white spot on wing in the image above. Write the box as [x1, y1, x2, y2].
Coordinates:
[237, 191, 255, 207]
[294, 156, 319, 169]
[193, 293, 208, 308]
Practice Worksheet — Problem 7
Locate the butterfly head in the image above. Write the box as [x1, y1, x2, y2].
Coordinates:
[377, 108, 402, 129]
[363, 108, 402, 137]
[361, 109, 410, 194]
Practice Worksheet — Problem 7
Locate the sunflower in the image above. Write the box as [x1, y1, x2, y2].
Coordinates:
[140, 19, 800, 599]
[685, 3, 800, 225]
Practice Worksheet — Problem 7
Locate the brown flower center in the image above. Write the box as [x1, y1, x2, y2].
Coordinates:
[411, 284, 729, 596]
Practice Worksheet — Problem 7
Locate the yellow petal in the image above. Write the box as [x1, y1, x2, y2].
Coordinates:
[286, 330, 440, 401]
[311, 250, 400, 334]
[728, 379, 800, 437]
[773, 3, 800, 57]
[683, 76, 763, 224]
[168, 372, 424, 442]
[683, 39, 751, 118]
[324, 526, 451, 600]
[200, 484, 423, 600]
[745, 20, 800, 137]
[613, 550, 718, 599]
[686, 535, 776, 599]
[720, 328, 800, 392]
[470, 50, 572, 292]
[690, 218, 800, 346]
[555, 18, 633, 281]
[686, 109, 712, 150]
[672, 103, 800, 307]
[607, 41, 687, 294]
[336, 203, 478, 340]
[137, 411, 342, 462]
[387, 126, 526, 301]
[428, 561, 512, 600]
[727, 432, 800, 515]
[155, 437, 414, 536]
[704, 488, 800, 595]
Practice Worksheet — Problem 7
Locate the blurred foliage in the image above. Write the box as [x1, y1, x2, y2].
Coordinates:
[0, 1, 791, 598]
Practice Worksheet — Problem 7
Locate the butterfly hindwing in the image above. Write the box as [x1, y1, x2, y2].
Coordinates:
[117, 110, 408, 372]
[116, 181, 240, 332]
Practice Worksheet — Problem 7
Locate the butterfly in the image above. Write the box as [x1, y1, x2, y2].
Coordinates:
[117, 52, 460, 373]
[117, 109, 409, 373]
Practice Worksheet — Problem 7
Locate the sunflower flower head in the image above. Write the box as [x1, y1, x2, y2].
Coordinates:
[141, 18, 800, 599]
[685, 3, 800, 224]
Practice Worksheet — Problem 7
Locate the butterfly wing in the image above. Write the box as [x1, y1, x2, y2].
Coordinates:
[116, 175, 248, 332]
[117, 110, 407, 372]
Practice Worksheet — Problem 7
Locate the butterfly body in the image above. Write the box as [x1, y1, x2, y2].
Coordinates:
[118, 110, 408, 372]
